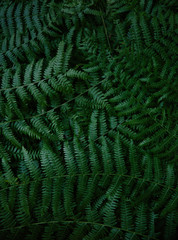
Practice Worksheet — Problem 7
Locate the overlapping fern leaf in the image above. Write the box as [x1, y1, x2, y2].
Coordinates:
[0, 0, 177, 239]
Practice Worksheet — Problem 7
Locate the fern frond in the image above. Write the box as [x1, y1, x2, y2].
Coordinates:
[135, 203, 147, 234]
[22, 147, 41, 180]
[0, 0, 177, 239]
[120, 199, 134, 231]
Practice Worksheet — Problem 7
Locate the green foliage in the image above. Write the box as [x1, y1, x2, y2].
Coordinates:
[0, 0, 177, 239]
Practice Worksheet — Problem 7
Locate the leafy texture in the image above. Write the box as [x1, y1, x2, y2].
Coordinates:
[0, 0, 177, 239]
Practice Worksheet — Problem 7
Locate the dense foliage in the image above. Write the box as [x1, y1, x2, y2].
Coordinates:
[0, 0, 177, 239]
